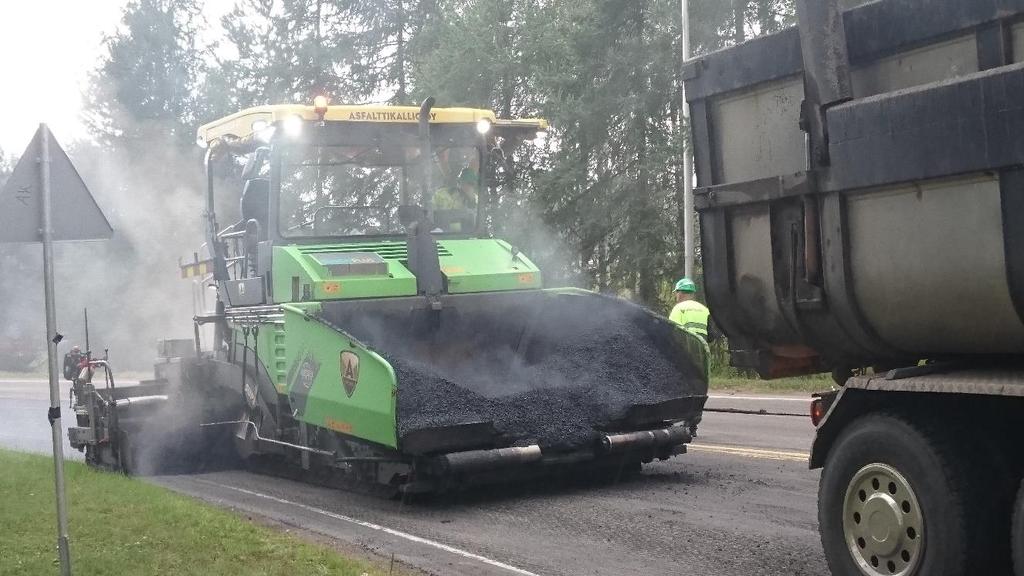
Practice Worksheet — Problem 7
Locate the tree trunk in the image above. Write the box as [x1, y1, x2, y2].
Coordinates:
[733, 0, 746, 44]
[756, 0, 774, 35]
[313, 0, 324, 90]
[497, 2, 514, 118]
[395, 0, 407, 104]
[632, 1, 657, 305]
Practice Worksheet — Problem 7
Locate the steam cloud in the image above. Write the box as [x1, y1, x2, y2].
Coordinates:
[0, 138, 232, 372]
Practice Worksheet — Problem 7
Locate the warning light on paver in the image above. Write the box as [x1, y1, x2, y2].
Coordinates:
[314, 95, 329, 119]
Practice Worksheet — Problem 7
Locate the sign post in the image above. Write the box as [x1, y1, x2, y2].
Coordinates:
[1, 124, 113, 576]
[40, 127, 72, 576]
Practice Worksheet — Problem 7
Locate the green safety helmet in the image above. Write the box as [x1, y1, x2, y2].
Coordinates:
[674, 278, 697, 293]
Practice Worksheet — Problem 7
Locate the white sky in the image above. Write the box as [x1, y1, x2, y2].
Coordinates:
[0, 1, 230, 155]
[0, 1, 127, 153]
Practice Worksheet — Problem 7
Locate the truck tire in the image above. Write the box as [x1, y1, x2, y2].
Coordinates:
[818, 413, 976, 576]
[1013, 480, 1024, 575]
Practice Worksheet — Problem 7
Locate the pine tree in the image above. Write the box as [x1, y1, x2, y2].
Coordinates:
[215, 0, 355, 108]
[754, 0, 796, 35]
[84, 0, 206, 151]
[689, 0, 795, 54]
[504, 0, 685, 305]
[336, 0, 442, 104]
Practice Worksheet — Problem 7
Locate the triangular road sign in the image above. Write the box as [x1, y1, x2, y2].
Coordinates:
[0, 125, 112, 243]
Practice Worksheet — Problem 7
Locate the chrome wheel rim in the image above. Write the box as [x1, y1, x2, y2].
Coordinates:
[843, 463, 924, 576]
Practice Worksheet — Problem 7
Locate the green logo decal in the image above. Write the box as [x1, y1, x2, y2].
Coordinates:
[341, 350, 360, 397]
[287, 351, 320, 417]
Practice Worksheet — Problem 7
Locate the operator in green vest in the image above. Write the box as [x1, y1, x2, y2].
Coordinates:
[432, 166, 478, 233]
[669, 278, 712, 341]
[433, 167, 478, 210]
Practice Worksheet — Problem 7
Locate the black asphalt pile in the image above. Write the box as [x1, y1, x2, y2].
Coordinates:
[334, 291, 707, 451]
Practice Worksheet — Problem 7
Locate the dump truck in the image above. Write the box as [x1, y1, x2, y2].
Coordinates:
[67, 98, 709, 493]
[683, 0, 1024, 573]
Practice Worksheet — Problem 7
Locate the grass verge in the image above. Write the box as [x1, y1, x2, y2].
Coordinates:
[709, 374, 836, 394]
[0, 449, 396, 576]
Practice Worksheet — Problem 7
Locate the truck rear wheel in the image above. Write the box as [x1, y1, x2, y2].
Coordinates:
[818, 414, 973, 576]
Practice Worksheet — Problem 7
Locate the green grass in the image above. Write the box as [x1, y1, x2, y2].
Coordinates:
[704, 339, 837, 394]
[709, 374, 836, 394]
[0, 449, 398, 576]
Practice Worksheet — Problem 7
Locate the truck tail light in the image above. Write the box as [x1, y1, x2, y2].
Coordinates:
[810, 398, 826, 426]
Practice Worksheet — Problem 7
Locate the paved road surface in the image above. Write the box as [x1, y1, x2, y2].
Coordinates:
[0, 379, 826, 575]
[0, 379, 82, 458]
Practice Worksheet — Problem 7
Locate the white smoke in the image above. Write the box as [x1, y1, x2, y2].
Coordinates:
[0, 136, 223, 372]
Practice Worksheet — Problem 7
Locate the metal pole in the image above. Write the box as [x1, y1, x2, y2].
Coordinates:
[84, 308, 90, 360]
[40, 124, 73, 576]
[681, 0, 695, 280]
[418, 97, 436, 217]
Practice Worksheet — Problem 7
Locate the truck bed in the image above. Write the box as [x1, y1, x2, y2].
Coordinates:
[683, 0, 1024, 377]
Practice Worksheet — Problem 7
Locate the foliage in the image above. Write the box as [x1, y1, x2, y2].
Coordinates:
[214, 0, 357, 109]
[336, 0, 442, 104]
[81, 0, 796, 311]
[710, 374, 835, 394]
[84, 0, 207, 152]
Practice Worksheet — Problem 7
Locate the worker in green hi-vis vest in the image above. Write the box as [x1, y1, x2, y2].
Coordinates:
[669, 277, 712, 438]
[668, 278, 712, 342]
[432, 167, 479, 233]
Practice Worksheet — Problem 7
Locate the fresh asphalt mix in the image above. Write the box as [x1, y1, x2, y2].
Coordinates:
[0, 379, 824, 576]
